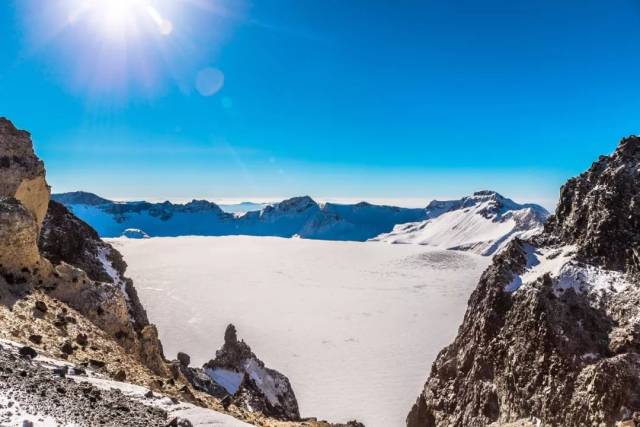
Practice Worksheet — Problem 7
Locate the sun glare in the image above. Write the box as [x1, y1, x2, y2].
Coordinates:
[68, 0, 173, 39]
[23, 0, 239, 97]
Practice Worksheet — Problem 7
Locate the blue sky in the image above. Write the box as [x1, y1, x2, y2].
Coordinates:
[1, 0, 638, 209]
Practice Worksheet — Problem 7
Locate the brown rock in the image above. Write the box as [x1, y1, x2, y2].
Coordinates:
[0, 117, 50, 230]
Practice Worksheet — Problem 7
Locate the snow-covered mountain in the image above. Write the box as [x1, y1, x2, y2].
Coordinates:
[51, 192, 428, 241]
[52, 191, 548, 253]
[372, 191, 549, 255]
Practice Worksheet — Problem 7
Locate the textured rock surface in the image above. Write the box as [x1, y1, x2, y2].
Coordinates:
[0, 118, 50, 228]
[407, 137, 640, 426]
[542, 136, 640, 274]
[0, 342, 168, 427]
[0, 197, 41, 270]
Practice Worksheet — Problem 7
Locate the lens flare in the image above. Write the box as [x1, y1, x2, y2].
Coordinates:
[196, 67, 224, 96]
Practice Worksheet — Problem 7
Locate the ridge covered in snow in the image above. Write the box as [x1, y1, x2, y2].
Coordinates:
[52, 192, 428, 241]
[52, 191, 548, 254]
[372, 191, 549, 255]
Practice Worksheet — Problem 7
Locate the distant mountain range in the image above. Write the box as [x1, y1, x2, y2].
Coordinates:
[52, 191, 549, 255]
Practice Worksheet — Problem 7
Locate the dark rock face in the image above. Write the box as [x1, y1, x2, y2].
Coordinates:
[542, 136, 640, 274]
[408, 137, 640, 427]
[40, 200, 123, 283]
[38, 200, 152, 333]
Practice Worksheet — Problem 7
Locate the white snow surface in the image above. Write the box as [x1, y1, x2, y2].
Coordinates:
[108, 236, 490, 427]
[205, 368, 244, 395]
[68, 376, 251, 427]
[373, 191, 549, 255]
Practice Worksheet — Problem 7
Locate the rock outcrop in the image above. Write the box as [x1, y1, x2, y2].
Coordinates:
[177, 324, 301, 421]
[0, 118, 50, 229]
[407, 137, 640, 426]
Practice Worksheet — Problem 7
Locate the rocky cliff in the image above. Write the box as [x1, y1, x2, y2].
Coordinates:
[407, 137, 640, 426]
[0, 117, 167, 377]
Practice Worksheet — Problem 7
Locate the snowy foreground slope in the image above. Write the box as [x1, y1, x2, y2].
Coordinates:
[372, 191, 549, 255]
[55, 191, 547, 255]
[108, 236, 490, 427]
[0, 339, 250, 427]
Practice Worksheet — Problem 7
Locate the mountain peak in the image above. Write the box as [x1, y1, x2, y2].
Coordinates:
[471, 190, 504, 199]
[615, 134, 640, 160]
[0, 117, 31, 137]
[52, 191, 112, 206]
[543, 135, 640, 274]
[273, 195, 318, 212]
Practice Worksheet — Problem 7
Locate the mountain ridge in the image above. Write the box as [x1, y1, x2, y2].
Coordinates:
[52, 190, 549, 255]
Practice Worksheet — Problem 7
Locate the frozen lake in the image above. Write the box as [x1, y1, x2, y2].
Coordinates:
[109, 236, 489, 427]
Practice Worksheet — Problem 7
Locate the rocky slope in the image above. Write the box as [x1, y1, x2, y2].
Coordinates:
[0, 117, 360, 427]
[373, 191, 549, 256]
[407, 137, 640, 426]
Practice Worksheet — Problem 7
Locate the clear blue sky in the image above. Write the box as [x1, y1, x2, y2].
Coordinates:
[1, 0, 638, 209]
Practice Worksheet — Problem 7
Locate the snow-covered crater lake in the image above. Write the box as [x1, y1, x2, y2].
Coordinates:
[108, 236, 490, 427]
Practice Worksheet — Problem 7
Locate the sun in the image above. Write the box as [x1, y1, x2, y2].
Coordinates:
[68, 0, 173, 40]
[22, 0, 239, 97]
